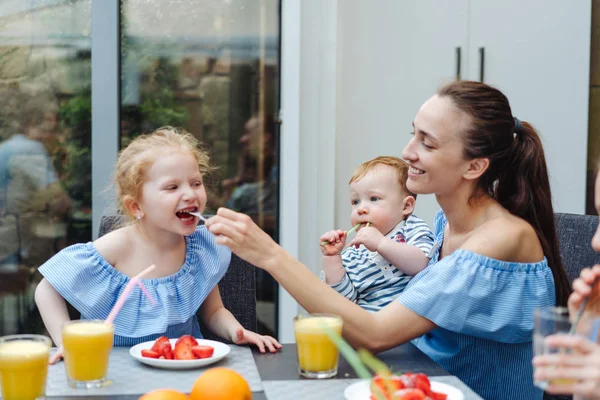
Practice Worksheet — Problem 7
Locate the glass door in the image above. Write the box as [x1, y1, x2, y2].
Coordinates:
[119, 0, 281, 336]
[0, 0, 92, 335]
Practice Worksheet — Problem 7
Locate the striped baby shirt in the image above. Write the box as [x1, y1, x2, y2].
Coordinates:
[38, 225, 231, 346]
[330, 214, 434, 311]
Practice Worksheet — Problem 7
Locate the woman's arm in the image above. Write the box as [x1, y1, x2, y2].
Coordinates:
[199, 286, 281, 353]
[206, 208, 436, 352]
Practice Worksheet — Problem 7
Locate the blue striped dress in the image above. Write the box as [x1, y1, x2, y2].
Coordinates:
[38, 225, 231, 346]
[397, 210, 554, 400]
[330, 214, 434, 311]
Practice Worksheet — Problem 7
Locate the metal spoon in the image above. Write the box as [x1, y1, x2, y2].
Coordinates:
[185, 211, 207, 222]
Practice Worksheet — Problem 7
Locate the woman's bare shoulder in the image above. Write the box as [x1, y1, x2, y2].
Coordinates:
[462, 215, 544, 263]
[93, 226, 134, 266]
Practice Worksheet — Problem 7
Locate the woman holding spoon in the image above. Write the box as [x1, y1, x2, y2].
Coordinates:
[35, 127, 281, 363]
[207, 81, 571, 399]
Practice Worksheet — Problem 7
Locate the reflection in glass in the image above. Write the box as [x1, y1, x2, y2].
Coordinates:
[120, 0, 280, 336]
[0, 0, 92, 335]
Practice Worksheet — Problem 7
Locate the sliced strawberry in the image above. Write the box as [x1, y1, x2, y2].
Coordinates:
[393, 388, 426, 400]
[175, 335, 198, 348]
[370, 375, 404, 399]
[413, 373, 431, 395]
[158, 341, 174, 360]
[141, 349, 161, 358]
[150, 336, 170, 353]
[191, 345, 214, 359]
[429, 391, 448, 400]
[174, 343, 195, 360]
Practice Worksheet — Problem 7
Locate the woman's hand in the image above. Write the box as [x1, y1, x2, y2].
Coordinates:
[320, 230, 347, 256]
[205, 208, 281, 270]
[533, 335, 600, 399]
[232, 328, 282, 353]
[568, 265, 600, 319]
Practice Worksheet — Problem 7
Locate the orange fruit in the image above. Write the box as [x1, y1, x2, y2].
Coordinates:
[138, 389, 190, 400]
[190, 367, 252, 400]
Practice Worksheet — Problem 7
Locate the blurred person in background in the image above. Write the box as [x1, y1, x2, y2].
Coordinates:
[0, 88, 71, 271]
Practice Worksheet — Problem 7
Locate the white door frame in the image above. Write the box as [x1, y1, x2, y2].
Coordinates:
[278, 0, 339, 342]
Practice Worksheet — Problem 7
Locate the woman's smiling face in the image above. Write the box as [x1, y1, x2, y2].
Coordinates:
[402, 94, 474, 196]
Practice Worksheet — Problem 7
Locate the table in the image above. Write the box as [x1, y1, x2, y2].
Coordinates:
[15, 343, 483, 400]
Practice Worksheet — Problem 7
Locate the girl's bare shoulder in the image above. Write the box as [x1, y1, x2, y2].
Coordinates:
[93, 225, 135, 267]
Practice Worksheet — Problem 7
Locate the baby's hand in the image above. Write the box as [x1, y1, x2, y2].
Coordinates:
[348, 226, 384, 252]
[233, 328, 282, 353]
[319, 230, 347, 256]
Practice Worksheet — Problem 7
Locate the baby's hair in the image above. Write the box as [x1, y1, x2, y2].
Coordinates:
[114, 126, 212, 218]
[349, 156, 416, 199]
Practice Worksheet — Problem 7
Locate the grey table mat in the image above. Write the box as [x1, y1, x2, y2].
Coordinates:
[261, 376, 483, 400]
[45, 345, 263, 396]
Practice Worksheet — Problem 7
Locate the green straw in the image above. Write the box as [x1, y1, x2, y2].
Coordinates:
[319, 322, 393, 400]
[320, 223, 362, 246]
[319, 322, 371, 379]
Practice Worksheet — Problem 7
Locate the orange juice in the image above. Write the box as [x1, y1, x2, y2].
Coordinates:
[0, 335, 51, 400]
[62, 320, 114, 387]
[294, 314, 343, 378]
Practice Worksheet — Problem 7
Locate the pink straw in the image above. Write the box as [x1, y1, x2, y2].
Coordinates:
[105, 264, 157, 325]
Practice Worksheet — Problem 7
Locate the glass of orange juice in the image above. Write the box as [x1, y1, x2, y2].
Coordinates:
[533, 307, 578, 389]
[62, 320, 114, 388]
[0, 334, 51, 400]
[294, 314, 343, 379]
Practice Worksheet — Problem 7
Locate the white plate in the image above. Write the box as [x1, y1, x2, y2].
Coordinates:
[344, 379, 464, 400]
[129, 338, 230, 370]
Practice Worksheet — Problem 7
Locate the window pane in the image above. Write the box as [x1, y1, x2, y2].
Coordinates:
[0, 0, 92, 335]
[120, 0, 280, 336]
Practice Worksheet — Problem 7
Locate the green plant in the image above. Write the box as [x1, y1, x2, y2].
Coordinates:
[59, 90, 92, 208]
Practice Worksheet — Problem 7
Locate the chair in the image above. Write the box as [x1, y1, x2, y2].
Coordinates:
[542, 213, 600, 400]
[97, 215, 257, 342]
[554, 212, 600, 285]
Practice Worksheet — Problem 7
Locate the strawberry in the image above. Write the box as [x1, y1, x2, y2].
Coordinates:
[429, 391, 448, 400]
[173, 335, 197, 360]
[175, 335, 198, 348]
[150, 336, 170, 353]
[141, 349, 161, 358]
[413, 373, 431, 395]
[158, 341, 174, 360]
[174, 343, 195, 360]
[191, 345, 214, 359]
[370, 375, 405, 400]
[393, 388, 426, 400]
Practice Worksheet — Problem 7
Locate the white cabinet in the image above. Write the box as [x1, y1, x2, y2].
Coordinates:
[468, 0, 591, 214]
[334, 0, 591, 229]
[336, 0, 469, 227]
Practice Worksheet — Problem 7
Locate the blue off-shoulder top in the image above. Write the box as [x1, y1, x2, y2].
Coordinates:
[397, 210, 555, 400]
[38, 225, 231, 346]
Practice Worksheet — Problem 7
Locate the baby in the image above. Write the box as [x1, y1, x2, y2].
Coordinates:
[320, 156, 434, 311]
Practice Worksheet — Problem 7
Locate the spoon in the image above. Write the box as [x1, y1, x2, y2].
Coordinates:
[185, 211, 207, 222]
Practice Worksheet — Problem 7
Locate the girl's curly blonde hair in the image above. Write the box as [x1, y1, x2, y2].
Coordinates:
[114, 126, 212, 219]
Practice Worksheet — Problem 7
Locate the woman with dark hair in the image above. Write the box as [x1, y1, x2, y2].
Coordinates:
[206, 81, 570, 400]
